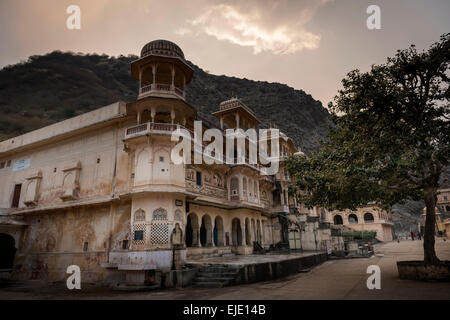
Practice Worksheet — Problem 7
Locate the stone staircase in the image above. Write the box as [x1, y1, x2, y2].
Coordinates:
[192, 264, 242, 288]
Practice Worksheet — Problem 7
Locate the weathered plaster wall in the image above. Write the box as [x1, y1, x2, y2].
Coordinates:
[12, 202, 130, 283]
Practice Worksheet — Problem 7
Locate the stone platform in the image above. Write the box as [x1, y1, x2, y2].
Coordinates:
[186, 251, 328, 286]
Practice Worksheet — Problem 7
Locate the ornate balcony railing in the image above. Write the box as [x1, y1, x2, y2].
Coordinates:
[139, 83, 185, 99]
[125, 122, 189, 140]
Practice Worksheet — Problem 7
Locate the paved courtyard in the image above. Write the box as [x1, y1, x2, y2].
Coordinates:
[0, 239, 449, 300]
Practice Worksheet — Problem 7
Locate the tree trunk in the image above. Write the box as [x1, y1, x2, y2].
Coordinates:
[423, 188, 440, 265]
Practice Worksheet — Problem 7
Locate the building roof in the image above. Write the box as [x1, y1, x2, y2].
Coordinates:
[140, 39, 185, 60]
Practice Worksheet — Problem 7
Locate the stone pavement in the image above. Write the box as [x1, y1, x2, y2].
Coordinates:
[0, 239, 449, 299]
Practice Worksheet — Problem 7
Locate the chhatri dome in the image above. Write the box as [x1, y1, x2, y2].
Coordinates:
[140, 39, 185, 60]
[131, 39, 193, 101]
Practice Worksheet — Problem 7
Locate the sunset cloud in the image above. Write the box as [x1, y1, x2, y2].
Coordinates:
[178, 0, 330, 54]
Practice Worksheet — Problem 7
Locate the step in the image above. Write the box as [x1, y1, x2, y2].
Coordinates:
[199, 267, 240, 273]
[193, 282, 225, 288]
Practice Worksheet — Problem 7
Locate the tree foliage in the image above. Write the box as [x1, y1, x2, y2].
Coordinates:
[286, 33, 450, 264]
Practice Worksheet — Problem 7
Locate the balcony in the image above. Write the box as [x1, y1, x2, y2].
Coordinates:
[139, 84, 185, 100]
[124, 122, 191, 141]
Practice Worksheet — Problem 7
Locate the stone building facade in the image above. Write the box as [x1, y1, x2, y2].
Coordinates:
[0, 40, 342, 285]
[329, 206, 394, 242]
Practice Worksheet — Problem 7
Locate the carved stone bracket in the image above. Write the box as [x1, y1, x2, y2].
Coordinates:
[60, 161, 82, 201]
[23, 170, 42, 206]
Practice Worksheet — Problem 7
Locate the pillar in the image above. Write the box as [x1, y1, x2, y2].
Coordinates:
[171, 105, 175, 125]
[137, 110, 142, 124]
[151, 107, 156, 123]
[171, 64, 175, 89]
[152, 64, 156, 86]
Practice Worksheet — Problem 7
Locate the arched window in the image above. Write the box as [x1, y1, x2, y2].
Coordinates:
[134, 209, 145, 222]
[153, 208, 167, 220]
[334, 215, 343, 225]
[174, 209, 183, 222]
[230, 177, 239, 199]
[348, 214, 358, 224]
[364, 212, 374, 223]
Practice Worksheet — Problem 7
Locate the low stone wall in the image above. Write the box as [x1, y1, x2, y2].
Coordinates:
[397, 261, 450, 281]
[237, 253, 328, 285]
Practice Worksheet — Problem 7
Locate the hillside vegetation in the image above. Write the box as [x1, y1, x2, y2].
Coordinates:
[0, 51, 330, 153]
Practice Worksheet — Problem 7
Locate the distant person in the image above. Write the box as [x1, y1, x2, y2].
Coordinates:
[417, 232, 421, 240]
[411, 231, 414, 240]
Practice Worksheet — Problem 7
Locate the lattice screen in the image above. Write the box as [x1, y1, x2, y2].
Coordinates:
[150, 223, 169, 245]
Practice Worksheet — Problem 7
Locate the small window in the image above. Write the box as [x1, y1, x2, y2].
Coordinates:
[159, 156, 165, 162]
[12, 184, 22, 208]
[97, 158, 101, 164]
[0, 162, 5, 169]
[83, 242, 89, 252]
[444, 196, 448, 200]
[134, 230, 144, 241]
[196, 171, 202, 186]
[54, 168, 57, 173]
[122, 240, 129, 250]
[6, 160, 11, 167]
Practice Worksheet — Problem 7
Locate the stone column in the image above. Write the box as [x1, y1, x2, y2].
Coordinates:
[137, 110, 142, 124]
[151, 107, 156, 123]
[152, 64, 156, 87]
[171, 64, 175, 89]
[171, 105, 175, 125]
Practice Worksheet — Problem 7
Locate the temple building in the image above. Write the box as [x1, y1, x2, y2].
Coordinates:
[329, 206, 394, 242]
[0, 40, 343, 286]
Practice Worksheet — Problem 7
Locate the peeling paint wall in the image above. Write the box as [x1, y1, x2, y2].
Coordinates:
[12, 201, 130, 282]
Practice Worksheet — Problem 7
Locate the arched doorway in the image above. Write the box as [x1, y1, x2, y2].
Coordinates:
[200, 214, 212, 247]
[213, 216, 224, 246]
[245, 218, 251, 245]
[256, 220, 262, 244]
[251, 219, 256, 243]
[186, 213, 199, 247]
[334, 215, 343, 225]
[0, 233, 16, 269]
[231, 218, 242, 246]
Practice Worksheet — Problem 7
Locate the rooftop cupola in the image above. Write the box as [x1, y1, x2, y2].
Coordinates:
[212, 97, 261, 130]
[131, 40, 194, 101]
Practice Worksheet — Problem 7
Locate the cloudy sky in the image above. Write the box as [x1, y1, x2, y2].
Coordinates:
[0, 0, 449, 106]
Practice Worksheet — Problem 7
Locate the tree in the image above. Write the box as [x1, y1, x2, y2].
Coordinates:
[286, 34, 450, 265]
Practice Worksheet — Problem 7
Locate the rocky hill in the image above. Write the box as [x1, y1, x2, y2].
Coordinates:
[0, 51, 330, 153]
